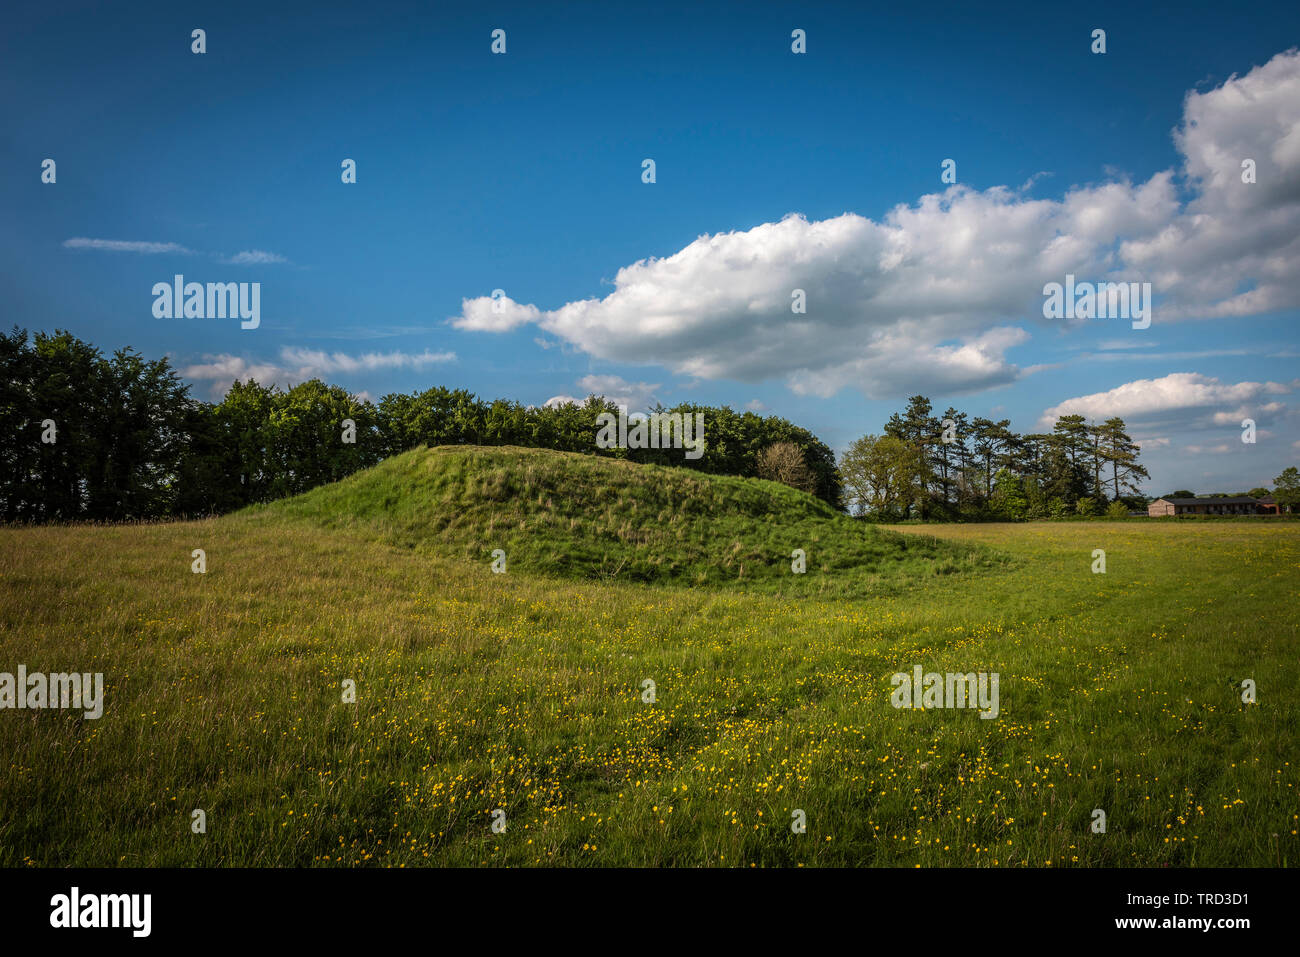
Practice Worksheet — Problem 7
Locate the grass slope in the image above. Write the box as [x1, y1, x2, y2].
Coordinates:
[257, 445, 1001, 595]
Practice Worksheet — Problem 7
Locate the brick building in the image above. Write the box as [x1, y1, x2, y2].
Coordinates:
[1147, 495, 1280, 516]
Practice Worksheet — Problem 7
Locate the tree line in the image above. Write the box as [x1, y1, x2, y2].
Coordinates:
[0, 328, 841, 521]
[8, 329, 1289, 525]
[839, 394, 1152, 520]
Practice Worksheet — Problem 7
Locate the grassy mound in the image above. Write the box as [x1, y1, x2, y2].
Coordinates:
[253, 445, 1002, 593]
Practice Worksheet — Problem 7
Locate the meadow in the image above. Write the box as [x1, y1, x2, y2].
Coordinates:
[0, 447, 1296, 867]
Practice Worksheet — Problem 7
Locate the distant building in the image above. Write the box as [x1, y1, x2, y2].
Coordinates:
[1147, 495, 1280, 516]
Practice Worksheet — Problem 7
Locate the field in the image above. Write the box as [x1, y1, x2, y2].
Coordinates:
[1, 447, 1296, 867]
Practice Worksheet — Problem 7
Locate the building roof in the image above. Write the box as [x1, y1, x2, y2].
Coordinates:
[1156, 496, 1260, 505]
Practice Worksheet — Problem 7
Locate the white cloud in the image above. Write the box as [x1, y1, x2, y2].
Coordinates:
[451, 50, 1300, 398]
[274, 347, 455, 375]
[223, 249, 288, 265]
[1211, 402, 1286, 424]
[543, 374, 661, 411]
[63, 238, 291, 265]
[63, 237, 194, 255]
[576, 374, 660, 410]
[455, 296, 543, 332]
[1123, 48, 1300, 319]
[182, 347, 455, 397]
[455, 205, 1052, 398]
[1085, 348, 1256, 362]
[1041, 372, 1291, 427]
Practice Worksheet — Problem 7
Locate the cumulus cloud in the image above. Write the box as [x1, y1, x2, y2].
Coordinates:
[182, 347, 455, 397]
[1040, 372, 1292, 428]
[456, 296, 543, 333]
[1124, 48, 1300, 318]
[452, 49, 1300, 398]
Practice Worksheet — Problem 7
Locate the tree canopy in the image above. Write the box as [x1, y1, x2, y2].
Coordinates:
[2, 328, 842, 520]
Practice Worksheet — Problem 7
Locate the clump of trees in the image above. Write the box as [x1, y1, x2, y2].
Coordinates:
[1, 329, 194, 521]
[1275, 469, 1300, 511]
[839, 394, 1150, 520]
[1, 328, 842, 521]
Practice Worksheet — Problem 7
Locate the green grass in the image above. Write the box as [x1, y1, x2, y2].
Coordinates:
[258, 445, 1003, 595]
[0, 447, 1296, 867]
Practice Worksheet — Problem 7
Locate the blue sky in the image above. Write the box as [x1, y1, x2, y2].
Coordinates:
[3, 0, 1298, 494]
